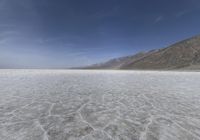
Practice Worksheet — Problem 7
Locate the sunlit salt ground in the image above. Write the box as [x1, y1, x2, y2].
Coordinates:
[0, 70, 200, 140]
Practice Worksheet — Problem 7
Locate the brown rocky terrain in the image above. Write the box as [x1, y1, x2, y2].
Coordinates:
[84, 35, 200, 70]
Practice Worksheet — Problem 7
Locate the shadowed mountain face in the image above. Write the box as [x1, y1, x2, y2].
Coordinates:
[85, 35, 200, 70]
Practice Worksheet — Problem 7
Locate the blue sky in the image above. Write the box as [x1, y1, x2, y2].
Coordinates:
[0, 0, 200, 68]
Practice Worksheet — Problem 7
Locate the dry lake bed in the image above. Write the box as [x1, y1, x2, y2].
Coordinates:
[0, 70, 200, 140]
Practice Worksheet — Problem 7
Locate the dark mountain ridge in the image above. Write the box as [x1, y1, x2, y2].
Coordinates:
[83, 35, 200, 70]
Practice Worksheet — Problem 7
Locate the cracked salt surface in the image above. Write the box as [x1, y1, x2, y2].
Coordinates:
[0, 70, 200, 140]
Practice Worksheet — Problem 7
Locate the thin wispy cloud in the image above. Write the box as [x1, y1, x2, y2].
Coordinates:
[175, 10, 189, 18]
[92, 5, 120, 19]
[0, 24, 15, 28]
[154, 16, 164, 24]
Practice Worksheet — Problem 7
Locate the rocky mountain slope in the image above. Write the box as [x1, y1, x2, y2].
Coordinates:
[84, 35, 200, 70]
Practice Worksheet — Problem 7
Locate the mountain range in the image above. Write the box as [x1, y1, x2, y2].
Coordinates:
[83, 35, 200, 70]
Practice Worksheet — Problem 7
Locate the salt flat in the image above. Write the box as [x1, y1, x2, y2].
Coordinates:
[0, 70, 200, 140]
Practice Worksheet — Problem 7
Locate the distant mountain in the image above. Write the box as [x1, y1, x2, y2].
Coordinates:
[83, 35, 200, 70]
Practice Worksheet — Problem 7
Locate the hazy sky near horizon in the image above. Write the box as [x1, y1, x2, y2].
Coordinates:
[1, 0, 200, 68]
